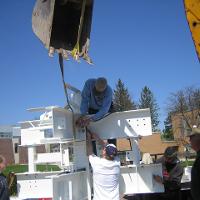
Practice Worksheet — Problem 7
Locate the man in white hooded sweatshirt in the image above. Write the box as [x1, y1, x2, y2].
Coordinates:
[86, 130, 120, 200]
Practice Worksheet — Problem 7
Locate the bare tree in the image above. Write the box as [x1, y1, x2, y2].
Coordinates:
[166, 86, 200, 153]
[167, 86, 200, 131]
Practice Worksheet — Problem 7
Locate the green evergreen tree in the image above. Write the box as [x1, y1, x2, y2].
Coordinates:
[139, 86, 160, 131]
[162, 113, 174, 140]
[113, 79, 136, 111]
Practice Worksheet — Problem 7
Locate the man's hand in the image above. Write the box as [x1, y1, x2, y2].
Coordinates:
[76, 116, 92, 127]
[153, 174, 163, 184]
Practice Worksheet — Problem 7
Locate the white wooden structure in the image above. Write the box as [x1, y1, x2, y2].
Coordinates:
[14, 104, 164, 199]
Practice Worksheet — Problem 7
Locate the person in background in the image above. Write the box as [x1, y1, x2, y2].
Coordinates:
[153, 146, 183, 200]
[187, 127, 200, 200]
[86, 130, 120, 200]
[0, 155, 10, 200]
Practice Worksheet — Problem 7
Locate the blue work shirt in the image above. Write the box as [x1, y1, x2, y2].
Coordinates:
[80, 79, 112, 121]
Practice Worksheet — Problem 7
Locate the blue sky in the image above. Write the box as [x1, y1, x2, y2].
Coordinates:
[0, 1, 199, 130]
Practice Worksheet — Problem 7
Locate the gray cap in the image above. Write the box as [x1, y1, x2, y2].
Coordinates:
[164, 146, 177, 158]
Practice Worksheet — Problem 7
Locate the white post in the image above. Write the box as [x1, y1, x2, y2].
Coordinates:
[28, 146, 36, 173]
[86, 163, 91, 200]
[60, 143, 63, 167]
[63, 148, 70, 167]
[84, 138, 91, 200]
[130, 138, 141, 165]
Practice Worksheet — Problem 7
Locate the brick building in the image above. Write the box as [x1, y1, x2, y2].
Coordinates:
[0, 125, 45, 164]
[171, 110, 200, 156]
[0, 125, 19, 164]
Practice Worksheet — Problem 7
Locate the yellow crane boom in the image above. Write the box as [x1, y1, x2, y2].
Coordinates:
[184, 0, 200, 61]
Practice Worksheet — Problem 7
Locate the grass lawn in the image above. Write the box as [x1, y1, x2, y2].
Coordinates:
[181, 160, 194, 168]
[3, 164, 61, 176]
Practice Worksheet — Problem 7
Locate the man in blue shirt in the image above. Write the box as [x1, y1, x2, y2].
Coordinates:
[77, 77, 113, 126]
[76, 77, 116, 150]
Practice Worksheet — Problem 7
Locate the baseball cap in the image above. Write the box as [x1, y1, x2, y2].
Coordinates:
[105, 144, 117, 157]
[164, 146, 177, 158]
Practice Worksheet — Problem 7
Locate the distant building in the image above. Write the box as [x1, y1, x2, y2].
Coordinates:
[171, 110, 200, 156]
[0, 125, 46, 165]
[0, 125, 19, 164]
[0, 125, 13, 138]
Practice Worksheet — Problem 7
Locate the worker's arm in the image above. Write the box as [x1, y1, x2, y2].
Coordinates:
[87, 131, 102, 169]
[76, 80, 92, 127]
[80, 80, 91, 115]
[87, 129, 107, 147]
[91, 87, 112, 121]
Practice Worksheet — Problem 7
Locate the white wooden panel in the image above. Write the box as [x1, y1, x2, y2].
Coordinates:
[53, 172, 88, 200]
[120, 164, 164, 194]
[88, 109, 152, 139]
[21, 129, 44, 145]
[17, 173, 54, 199]
[36, 152, 62, 163]
[53, 108, 74, 139]
[74, 141, 88, 170]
